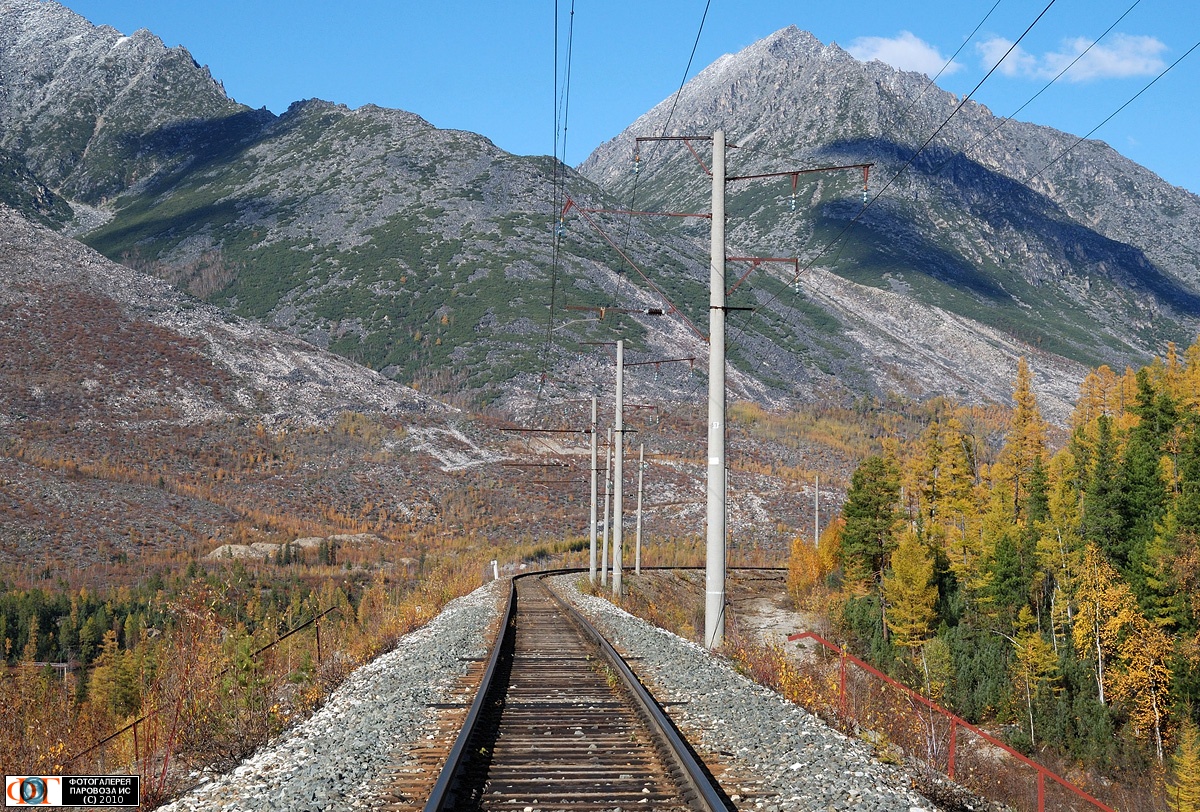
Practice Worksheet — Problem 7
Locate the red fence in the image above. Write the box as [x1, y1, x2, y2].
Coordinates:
[786, 631, 1117, 812]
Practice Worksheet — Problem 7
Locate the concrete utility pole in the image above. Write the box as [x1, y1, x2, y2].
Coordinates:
[589, 395, 598, 583]
[635, 443, 645, 575]
[705, 130, 727, 650]
[814, 474, 820, 547]
[601, 427, 612, 586]
[613, 340, 624, 597]
[620, 132, 867, 649]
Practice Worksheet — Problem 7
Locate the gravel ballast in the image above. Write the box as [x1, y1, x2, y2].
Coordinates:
[548, 575, 941, 812]
[156, 574, 943, 811]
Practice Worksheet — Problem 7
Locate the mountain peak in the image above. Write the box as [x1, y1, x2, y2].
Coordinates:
[0, 0, 244, 202]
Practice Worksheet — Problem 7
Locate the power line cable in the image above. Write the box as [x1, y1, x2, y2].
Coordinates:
[726, 0, 1003, 172]
[622, 0, 713, 224]
[1026, 36, 1200, 185]
[726, 0, 1059, 335]
[853, 0, 1059, 219]
[713, 0, 1059, 403]
[934, 0, 1142, 176]
[535, 0, 577, 429]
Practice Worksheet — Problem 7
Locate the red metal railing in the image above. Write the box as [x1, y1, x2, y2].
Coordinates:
[787, 631, 1117, 812]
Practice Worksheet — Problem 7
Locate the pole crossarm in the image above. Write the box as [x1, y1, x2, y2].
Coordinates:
[566, 305, 667, 320]
[727, 162, 873, 183]
[725, 256, 799, 297]
[622, 356, 696, 368]
[497, 426, 587, 434]
[582, 344, 694, 371]
[635, 134, 717, 176]
[574, 206, 710, 219]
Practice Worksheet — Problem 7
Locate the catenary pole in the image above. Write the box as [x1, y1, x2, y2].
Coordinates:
[814, 474, 820, 547]
[613, 340, 624, 597]
[635, 443, 645, 574]
[705, 130, 726, 650]
[601, 427, 612, 586]
[589, 395, 598, 582]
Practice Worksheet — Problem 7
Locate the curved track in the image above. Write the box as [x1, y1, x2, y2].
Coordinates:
[423, 573, 729, 811]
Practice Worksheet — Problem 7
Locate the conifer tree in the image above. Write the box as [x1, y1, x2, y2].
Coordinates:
[883, 528, 938, 649]
[840, 454, 902, 592]
[1120, 369, 1176, 592]
[1177, 413, 1200, 534]
[1043, 449, 1086, 649]
[1073, 544, 1135, 706]
[88, 629, 140, 719]
[908, 421, 943, 536]
[787, 532, 824, 602]
[1110, 608, 1173, 762]
[1168, 715, 1200, 812]
[1083, 416, 1126, 567]
[995, 357, 1047, 521]
[1142, 512, 1190, 632]
[1011, 605, 1058, 747]
[841, 454, 902, 641]
[934, 417, 983, 592]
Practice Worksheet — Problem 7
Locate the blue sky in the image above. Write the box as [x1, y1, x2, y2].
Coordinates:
[58, 1, 1200, 194]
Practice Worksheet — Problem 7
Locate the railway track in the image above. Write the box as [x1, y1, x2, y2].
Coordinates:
[421, 573, 730, 811]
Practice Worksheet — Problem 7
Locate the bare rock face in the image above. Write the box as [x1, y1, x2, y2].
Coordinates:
[580, 26, 1200, 411]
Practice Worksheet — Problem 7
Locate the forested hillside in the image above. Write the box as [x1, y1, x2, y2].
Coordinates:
[791, 339, 1200, 801]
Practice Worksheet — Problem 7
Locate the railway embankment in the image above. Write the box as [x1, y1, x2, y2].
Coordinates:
[157, 573, 951, 811]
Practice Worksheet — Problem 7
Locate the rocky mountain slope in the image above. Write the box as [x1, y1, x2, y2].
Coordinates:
[3, 3, 1198, 426]
[580, 28, 1200, 414]
[2, 203, 839, 569]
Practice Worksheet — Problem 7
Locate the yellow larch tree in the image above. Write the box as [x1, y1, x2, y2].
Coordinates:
[994, 357, 1048, 521]
[883, 527, 938, 650]
[1168, 715, 1200, 812]
[1072, 543, 1137, 706]
[1110, 608, 1173, 762]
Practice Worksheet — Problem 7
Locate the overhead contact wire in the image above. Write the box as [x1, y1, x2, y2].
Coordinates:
[535, 0, 576, 431]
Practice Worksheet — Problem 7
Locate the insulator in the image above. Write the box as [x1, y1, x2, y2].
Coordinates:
[862, 188, 869, 205]
[788, 194, 797, 212]
[556, 220, 566, 237]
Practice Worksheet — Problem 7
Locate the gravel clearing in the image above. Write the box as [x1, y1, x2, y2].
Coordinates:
[155, 574, 943, 811]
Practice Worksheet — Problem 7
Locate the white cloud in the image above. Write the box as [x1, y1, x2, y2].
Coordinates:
[977, 37, 1039, 77]
[1048, 33, 1167, 81]
[976, 33, 1167, 81]
[847, 31, 961, 77]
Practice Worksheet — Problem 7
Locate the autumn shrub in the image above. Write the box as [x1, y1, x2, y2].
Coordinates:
[0, 546, 492, 805]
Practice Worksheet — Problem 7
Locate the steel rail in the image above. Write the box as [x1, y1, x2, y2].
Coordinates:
[539, 574, 730, 812]
[422, 569, 730, 811]
[421, 576, 517, 811]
